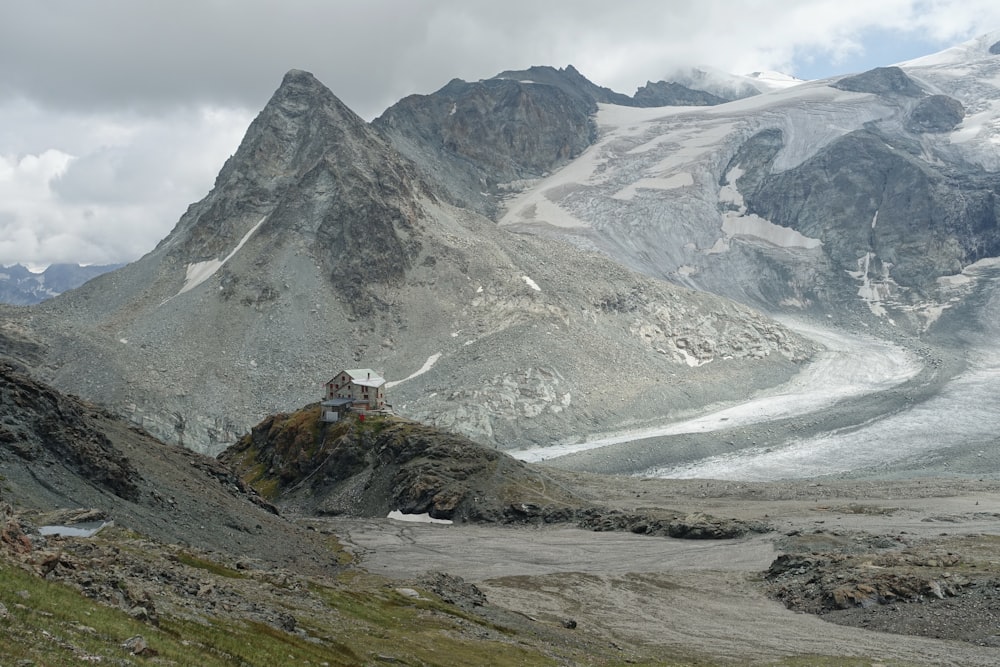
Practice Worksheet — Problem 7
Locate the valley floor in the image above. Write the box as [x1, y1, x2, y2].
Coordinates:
[332, 475, 1000, 665]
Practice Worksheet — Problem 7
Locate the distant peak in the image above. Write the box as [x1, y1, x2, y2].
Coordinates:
[262, 68, 357, 122]
[276, 68, 326, 93]
[283, 68, 314, 80]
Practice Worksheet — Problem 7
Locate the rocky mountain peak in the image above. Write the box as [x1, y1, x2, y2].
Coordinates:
[211, 68, 372, 193]
[149, 65, 431, 317]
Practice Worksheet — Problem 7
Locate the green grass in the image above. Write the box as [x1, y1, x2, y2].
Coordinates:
[0, 561, 286, 666]
[0, 558, 565, 667]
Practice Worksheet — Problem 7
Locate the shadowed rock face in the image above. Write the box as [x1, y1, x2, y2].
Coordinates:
[990, 40, 1000, 55]
[220, 409, 585, 521]
[0, 360, 140, 502]
[740, 128, 1000, 291]
[375, 75, 595, 217]
[907, 95, 965, 133]
[833, 66, 925, 97]
[632, 80, 729, 107]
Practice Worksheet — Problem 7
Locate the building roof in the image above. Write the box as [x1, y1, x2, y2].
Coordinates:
[321, 398, 354, 407]
[328, 368, 386, 388]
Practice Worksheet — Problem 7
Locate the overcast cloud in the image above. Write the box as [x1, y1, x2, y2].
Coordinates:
[2, 0, 1000, 267]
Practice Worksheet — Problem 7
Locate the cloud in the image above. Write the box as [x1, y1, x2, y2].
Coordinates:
[1, 0, 999, 266]
[0, 104, 250, 266]
[2, 1, 995, 118]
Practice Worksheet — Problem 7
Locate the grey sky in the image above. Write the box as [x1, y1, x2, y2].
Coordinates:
[2, 0, 1000, 267]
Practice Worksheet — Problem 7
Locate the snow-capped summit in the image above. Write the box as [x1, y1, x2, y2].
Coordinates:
[653, 65, 806, 102]
[896, 29, 1000, 68]
[743, 70, 806, 90]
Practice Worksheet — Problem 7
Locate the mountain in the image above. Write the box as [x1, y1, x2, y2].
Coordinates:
[374, 65, 738, 218]
[501, 33, 1000, 329]
[4, 69, 812, 455]
[658, 65, 805, 100]
[8, 33, 1000, 475]
[632, 80, 729, 107]
[0, 263, 122, 305]
[374, 71, 596, 218]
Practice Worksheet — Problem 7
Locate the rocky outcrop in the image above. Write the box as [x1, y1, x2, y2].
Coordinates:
[0, 360, 140, 502]
[632, 80, 729, 107]
[833, 66, 925, 97]
[764, 535, 1000, 647]
[222, 407, 768, 542]
[742, 128, 1000, 293]
[375, 75, 595, 217]
[221, 409, 586, 521]
[907, 94, 965, 133]
[578, 509, 769, 539]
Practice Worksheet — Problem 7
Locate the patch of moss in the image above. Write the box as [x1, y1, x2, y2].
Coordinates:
[174, 551, 245, 579]
[0, 560, 336, 666]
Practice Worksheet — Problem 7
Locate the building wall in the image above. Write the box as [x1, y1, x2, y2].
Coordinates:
[325, 372, 386, 410]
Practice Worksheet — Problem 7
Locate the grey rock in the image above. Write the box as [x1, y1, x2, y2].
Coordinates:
[833, 66, 925, 97]
[633, 80, 729, 107]
[744, 128, 1000, 292]
[492, 64, 633, 107]
[375, 74, 595, 218]
[122, 634, 157, 656]
[907, 95, 965, 133]
[990, 40, 1000, 55]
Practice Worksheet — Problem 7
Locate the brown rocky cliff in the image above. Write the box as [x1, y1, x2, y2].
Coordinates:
[221, 410, 584, 522]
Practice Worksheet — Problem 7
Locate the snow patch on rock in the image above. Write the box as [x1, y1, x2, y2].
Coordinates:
[718, 166, 822, 250]
[177, 216, 267, 297]
[522, 275, 541, 291]
[386, 353, 442, 389]
[387, 510, 453, 525]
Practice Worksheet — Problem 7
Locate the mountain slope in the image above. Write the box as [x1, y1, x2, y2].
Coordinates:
[0, 359, 322, 565]
[374, 72, 596, 218]
[374, 65, 741, 218]
[9, 70, 814, 455]
[500, 33, 1000, 329]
